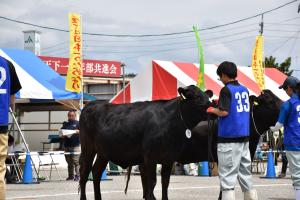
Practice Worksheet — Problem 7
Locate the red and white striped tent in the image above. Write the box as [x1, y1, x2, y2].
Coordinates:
[111, 60, 289, 104]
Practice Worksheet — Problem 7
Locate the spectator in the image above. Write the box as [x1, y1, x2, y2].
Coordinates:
[275, 130, 288, 178]
[278, 146, 288, 178]
[61, 110, 80, 181]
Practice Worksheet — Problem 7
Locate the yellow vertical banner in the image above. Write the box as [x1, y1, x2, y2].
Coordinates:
[251, 35, 265, 91]
[66, 13, 82, 93]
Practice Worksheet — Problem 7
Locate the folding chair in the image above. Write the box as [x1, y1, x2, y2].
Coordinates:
[41, 134, 61, 151]
[251, 148, 267, 174]
[251, 159, 265, 174]
[6, 152, 24, 182]
[37, 152, 62, 181]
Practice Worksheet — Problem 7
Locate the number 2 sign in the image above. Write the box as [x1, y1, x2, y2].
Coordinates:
[0, 66, 7, 94]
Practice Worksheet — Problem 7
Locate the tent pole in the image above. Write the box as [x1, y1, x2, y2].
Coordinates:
[12, 104, 16, 145]
[9, 107, 29, 152]
[9, 107, 39, 178]
[122, 63, 126, 104]
[80, 15, 84, 111]
[80, 88, 83, 110]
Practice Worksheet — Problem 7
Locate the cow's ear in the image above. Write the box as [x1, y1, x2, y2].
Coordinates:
[249, 95, 258, 105]
[178, 87, 184, 94]
[178, 87, 187, 100]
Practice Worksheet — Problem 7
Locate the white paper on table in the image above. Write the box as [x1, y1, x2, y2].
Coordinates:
[60, 129, 77, 138]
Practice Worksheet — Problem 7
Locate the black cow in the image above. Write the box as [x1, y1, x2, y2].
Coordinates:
[79, 85, 210, 200]
[178, 89, 282, 163]
[125, 89, 282, 200]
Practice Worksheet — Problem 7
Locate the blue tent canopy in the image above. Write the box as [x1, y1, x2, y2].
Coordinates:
[0, 48, 81, 100]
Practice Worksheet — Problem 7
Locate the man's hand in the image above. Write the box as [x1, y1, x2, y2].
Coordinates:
[270, 122, 283, 132]
[10, 95, 15, 110]
[270, 126, 276, 132]
[206, 107, 228, 117]
[206, 107, 215, 113]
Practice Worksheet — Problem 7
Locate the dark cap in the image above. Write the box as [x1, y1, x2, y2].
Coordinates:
[279, 76, 300, 89]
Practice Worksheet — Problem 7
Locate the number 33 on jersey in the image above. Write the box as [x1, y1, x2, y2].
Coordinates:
[235, 91, 250, 113]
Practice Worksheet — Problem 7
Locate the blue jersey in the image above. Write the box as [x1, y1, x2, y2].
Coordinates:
[0, 57, 10, 126]
[277, 101, 291, 124]
[283, 95, 300, 150]
[218, 84, 250, 138]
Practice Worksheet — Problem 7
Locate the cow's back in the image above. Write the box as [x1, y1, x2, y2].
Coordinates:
[80, 99, 183, 167]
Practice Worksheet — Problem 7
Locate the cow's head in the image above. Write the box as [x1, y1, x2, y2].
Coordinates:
[250, 89, 283, 128]
[253, 89, 282, 110]
[248, 90, 283, 160]
[178, 85, 210, 108]
[177, 85, 210, 128]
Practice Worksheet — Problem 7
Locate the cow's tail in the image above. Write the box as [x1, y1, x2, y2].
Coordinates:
[124, 166, 132, 195]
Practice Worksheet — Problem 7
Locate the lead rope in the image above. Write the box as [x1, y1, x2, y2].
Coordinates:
[207, 115, 216, 173]
[178, 99, 190, 130]
[251, 105, 262, 137]
[251, 103, 268, 143]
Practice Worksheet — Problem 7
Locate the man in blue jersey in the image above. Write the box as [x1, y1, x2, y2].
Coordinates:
[207, 61, 257, 200]
[0, 56, 21, 199]
[270, 76, 300, 200]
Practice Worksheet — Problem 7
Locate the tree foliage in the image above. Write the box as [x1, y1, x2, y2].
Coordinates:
[264, 56, 293, 76]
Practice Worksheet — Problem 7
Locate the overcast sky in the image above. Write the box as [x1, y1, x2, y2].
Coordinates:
[0, 0, 299, 76]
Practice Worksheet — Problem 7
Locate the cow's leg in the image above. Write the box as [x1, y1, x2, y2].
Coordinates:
[144, 160, 157, 200]
[161, 163, 173, 200]
[92, 155, 108, 200]
[140, 164, 148, 199]
[79, 149, 96, 200]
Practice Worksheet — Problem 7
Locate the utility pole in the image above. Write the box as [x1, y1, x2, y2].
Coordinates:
[121, 63, 126, 104]
[259, 14, 264, 35]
